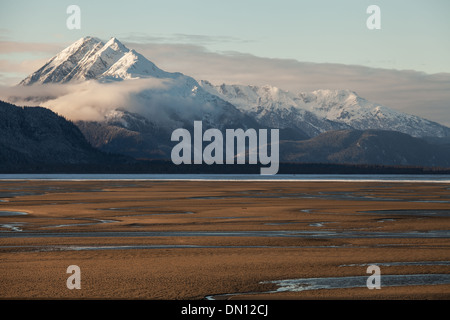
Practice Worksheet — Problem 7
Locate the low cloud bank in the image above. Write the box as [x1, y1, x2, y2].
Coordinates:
[0, 79, 173, 122]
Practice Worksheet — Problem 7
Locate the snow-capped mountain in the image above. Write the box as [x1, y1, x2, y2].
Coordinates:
[20, 36, 104, 84]
[200, 82, 450, 138]
[300, 89, 450, 138]
[200, 81, 349, 137]
[21, 36, 183, 84]
[18, 36, 260, 159]
[15, 36, 450, 161]
[19, 36, 257, 128]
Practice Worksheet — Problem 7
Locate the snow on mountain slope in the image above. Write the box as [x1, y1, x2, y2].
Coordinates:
[20, 36, 104, 85]
[64, 37, 130, 82]
[300, 89, 450, 138]
[200, 81, 349, 137]
[20, 36, 187, 85]
[100, 49, 180, 81]
[200, 81, 450, 138]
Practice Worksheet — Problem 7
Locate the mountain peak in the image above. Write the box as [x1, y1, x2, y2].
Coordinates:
[104, 37, 128, 52]
[20, 36, 104, 85]
[81, 35, 102, 42]
[19, 36, 171, 84]
[100, 48, 173, 80]
[312, 89, 358, 98]
[64, 36, 103, 54]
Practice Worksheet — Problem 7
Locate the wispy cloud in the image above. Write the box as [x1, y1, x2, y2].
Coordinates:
[0, 77, 220, 127]
[0, 40, 64, 55]
[0, 79, 171, 122]
[0, 58, 48, 73]
[120, 32, 252, 46]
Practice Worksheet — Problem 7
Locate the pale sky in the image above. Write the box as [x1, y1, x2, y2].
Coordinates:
[1, 0, 450, 75]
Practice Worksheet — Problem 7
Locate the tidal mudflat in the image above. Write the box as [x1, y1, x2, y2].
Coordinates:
[0, 180, 449, 299]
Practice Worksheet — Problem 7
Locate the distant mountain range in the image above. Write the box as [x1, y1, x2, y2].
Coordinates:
[200, 81, 450, 138]
[281, 129, 450, 167]
[2, 36, 450, 170]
